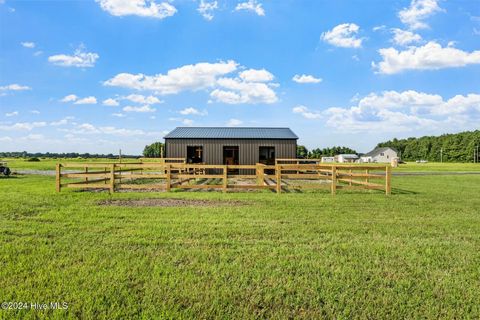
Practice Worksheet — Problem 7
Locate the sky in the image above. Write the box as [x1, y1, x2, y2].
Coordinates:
[0, 0, 479, 154]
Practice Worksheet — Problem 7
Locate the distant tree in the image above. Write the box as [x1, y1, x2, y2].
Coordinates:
[308, 146, 357, 158]
[143, 142, 164, 158]
[296, 145, 309, 158]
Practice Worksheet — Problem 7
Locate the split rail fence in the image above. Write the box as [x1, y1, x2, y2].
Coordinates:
[56, 159, 391, 195]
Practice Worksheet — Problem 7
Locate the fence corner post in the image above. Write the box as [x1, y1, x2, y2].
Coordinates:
[385, 165, 392, 196]
[276, 164, 281, 194]
[222, 165, 228, 193]
[109, 163, 115, 194]
[166, 164, 171, 192]
[331, 165, 337, 195]
[56, 163, 61, 193]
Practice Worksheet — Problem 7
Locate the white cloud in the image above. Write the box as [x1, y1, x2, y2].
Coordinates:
[0, 84, 31, 91]
[211, 77, 278, 104]
[48, 47, 99, 68]
[5, 111, 18, 117]
[21, 134, 44, 141]
[96, 0, 177, 19]
[169, 117, 194, 126]
[198, 0, 218, 21]
[373, 41, 480, 74]
[0, 121, 47, 131]
[74, 96, 97, 105]
[34, 51, 43, 56]
[373, 25, 386, 32]
[179, 107, 207, 116]
[112, 113, 126, 117]
[50, 116, 74, 126]
[60, 94, 78, 102]
[104, 60, 238, 94]
[226, 118, 243, 127]
[321, 23, 363, 48]
[292, 105, 321, 119]
[239, 69, 274, 82]
[30, 110, 40, 114]
[122, 94, 162, 104]
[21, 42, 35, 48]
[64, 123, 146, 136]
[102, 98, 119, 106]
[292, 74, 322, 84]
[399, 0, 443, 30]
[0, 136, 12, 142]
[235, 0, 265, 16]
[324, 90, 480, 133]
[122, 105, 156, 113]
[391, 28, 422, 45]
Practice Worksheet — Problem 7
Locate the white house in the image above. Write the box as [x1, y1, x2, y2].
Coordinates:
[361, 147, 398, 163]
[335, 154, 359, 163]
[321, 156, 335, 163]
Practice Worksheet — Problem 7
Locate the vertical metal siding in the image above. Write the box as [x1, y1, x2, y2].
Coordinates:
[165, 139, 297, 164]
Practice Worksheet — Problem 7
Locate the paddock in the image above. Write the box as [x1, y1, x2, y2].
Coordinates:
[56, 158, 392, 195]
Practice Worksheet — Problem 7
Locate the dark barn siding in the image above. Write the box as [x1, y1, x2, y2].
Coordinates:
[165, 139, 297, 165]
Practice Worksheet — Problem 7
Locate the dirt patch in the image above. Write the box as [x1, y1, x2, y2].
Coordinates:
[97, 198, 246, 207]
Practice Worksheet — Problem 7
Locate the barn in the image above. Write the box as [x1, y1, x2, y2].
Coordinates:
[164, 127, 298, 165]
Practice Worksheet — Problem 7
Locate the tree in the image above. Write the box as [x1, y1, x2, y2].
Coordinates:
[296, 145, 309, 158]
[143, 142, 164, 158]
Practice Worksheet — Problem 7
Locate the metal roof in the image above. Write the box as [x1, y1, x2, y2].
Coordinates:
[164, 127, 298, 139]
[363, 147, 397, 157]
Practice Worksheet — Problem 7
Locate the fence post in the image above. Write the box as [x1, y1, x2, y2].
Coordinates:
[276, 164, 281, 194]
[109, 164, 115, 194]
[331, 165, 337, 195]
[385, 165, 391, 195]
[349, 168, 352, 186]
[223, 165, 228, 193]
[85, 167, 89, 184]
[365, 169, 369, 184]
[56, 163, 61, 193]
[166, 164, 171, 192]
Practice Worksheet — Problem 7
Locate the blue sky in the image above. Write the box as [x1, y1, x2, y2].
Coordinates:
[1, 0, 479, 154]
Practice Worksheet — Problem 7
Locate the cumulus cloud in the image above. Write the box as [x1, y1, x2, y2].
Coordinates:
[226, 118, 243, 127]
[60, 94, 78, 102]
[96, 0, 177, 19]
[112, 113, 126, 117]
[324, 90, 480, 132]
[292, 74, 322, 84]
[210, 77, 277, 104]
[373, 41, 480, 74]
[170, 117, 194, 126]
[64, 123, 146, 136]
[197, 0, 218, 20]
[102, 98, 119, 106]
[0, 84, 31, 91]
[292, 105, 321, 119]
[50, 116, 74, 126]
[74, 96, 97, 105]
[321, 23, 363, 48]
[0, 121, 47, 131]
[235, 0, 264, 16]
[391, 28, 422, 46]
[48, 47, 99, 68]
[179, 107, 207, 116]
[399, 0, 443, 30]
[21, 42, 35, 48]
[104, 60, 238, 94]
[122, 94, 162, 104]
[5, 111, 19, 117]
[122, 105, 156, 113]
[239, 69, 274, 82]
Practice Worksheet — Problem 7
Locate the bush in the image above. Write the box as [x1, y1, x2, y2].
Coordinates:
[26, 157, 41, 162]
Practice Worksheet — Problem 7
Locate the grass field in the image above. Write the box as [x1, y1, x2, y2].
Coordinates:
[1, 163, 480, 318]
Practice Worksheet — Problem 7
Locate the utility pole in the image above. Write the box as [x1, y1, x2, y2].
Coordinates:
[119, 149, 122, 163]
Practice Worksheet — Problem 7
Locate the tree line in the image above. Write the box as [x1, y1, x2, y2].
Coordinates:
[0, 151, 138, 159]
[376, 130, 480, 162]
[296, 146, 357, 158]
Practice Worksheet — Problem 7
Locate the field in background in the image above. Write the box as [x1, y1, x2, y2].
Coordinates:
[3, 157, 480, 172]
[0, 167, 479, 318]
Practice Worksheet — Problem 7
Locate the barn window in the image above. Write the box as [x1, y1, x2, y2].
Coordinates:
[259, 146, 275, 165]
[187, 146, 203, 163]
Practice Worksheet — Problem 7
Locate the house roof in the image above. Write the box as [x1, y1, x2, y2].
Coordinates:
[338, 154, 359, 159]
[164, 127, 299, 139]
[363, 147, 397, 157]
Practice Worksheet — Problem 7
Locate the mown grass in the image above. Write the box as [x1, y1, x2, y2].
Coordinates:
[1, 173, 480, 319]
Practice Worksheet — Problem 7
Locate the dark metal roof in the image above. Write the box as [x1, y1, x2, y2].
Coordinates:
[363, 147, 398, 157]
[164, 127, 298, 139]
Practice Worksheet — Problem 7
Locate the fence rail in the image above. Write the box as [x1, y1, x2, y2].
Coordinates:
[56, 159, 391, 195]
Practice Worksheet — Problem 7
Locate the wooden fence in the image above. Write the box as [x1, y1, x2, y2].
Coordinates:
[56, 160, 391, 195]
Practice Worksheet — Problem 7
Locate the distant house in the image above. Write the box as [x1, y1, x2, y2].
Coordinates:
[335, 154, 359, 163]
[321, 156, 335, 163]
[164, 127, 298, 165]
[360, 147, 398, 163]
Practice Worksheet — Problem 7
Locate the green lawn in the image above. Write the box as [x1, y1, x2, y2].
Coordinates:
[1, 172, 479, 319]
